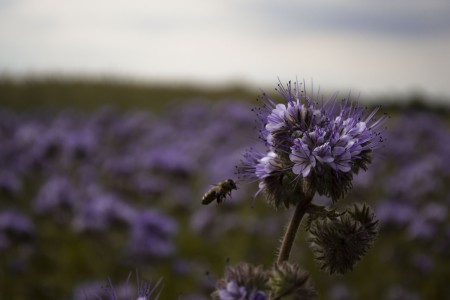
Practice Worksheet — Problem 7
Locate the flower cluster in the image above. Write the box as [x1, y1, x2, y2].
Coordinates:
[212, 263, 268, 300]
[0, 101, 272, 299]
[5, 77, 450, 299]
[238, 81, 386, 207]
[212, 262, 317, 300]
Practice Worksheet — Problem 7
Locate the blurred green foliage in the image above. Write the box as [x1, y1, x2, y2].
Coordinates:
[0, 76, 258, 111]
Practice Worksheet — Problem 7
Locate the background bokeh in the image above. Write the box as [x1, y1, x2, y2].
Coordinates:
[1, 79, 449, 299]
[1, 0, 450, 299]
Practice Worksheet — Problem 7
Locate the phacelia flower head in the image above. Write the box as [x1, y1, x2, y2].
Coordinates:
[238, 80, 386, 208]
[212, 262, 268, 300]
[93, 274, 163, 300]
[216, 281, 267, 300]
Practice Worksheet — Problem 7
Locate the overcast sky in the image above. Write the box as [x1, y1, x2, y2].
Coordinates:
[1, 0, 450, 98]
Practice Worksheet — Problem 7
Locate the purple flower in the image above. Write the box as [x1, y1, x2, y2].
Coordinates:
[384, 156, 441, 199]
[75, 275, 163, 300]
[72, 187, 136, 232]
[217, 281, 267, 300]
[0, 170, 22, 197]
[376, 200, 446, 242]
[213, 263, 268, 300]
[127, 210, 178, 258]
[33, 176, 78, 222]
[290, 138, 317, 177]
[0, 210, 35, 243]
[218, 281, 247, 300]
[248, 290, 267, 300]
[238, 80, 386, 206]
[375, 201, 417, 225]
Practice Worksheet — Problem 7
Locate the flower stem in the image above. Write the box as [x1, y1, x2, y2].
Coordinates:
[277, 196, 313, 264]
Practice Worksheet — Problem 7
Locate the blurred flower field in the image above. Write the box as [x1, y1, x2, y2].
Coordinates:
[0, 79, 449, 299]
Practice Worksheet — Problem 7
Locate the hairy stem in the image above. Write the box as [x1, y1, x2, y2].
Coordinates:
[277, 196, 313, 264]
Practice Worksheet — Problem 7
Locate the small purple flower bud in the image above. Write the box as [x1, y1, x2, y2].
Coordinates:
[212, 263, 268, 300]
[218, 281, 247, 300]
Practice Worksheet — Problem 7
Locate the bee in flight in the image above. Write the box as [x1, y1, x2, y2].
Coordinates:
[202, 179, 238, 205]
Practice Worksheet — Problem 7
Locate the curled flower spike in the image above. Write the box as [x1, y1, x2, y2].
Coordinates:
[237, 80, 386, 208]
[308, 203, 378, 274]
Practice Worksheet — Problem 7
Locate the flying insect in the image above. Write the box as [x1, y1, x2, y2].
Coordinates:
[201, 179, 237, 205]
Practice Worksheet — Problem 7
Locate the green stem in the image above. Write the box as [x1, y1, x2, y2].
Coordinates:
[277, 196, 313, 264]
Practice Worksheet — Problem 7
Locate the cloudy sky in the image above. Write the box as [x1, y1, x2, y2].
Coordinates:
[1, 0, 450, 98]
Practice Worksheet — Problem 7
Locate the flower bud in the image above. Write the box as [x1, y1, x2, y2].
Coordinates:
[308, 203, 378, 274]
[212, 262, 268, 300]
[268, 262, 317, 300]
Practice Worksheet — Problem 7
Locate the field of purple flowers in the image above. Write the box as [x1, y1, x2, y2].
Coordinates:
[1, 81, 449, 299]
